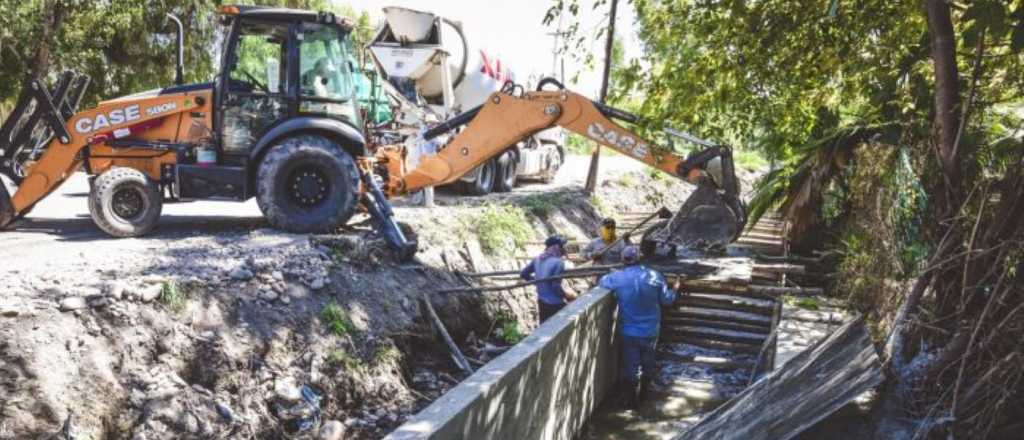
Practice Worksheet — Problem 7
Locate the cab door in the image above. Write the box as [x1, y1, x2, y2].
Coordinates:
[218, 19, 295, 165]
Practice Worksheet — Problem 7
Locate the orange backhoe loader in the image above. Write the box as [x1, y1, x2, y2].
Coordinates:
[0, 5, 744, 260]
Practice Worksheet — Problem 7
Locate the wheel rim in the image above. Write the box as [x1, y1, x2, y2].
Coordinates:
[287, 165, 330, 207]
[111, 186, 146, 220]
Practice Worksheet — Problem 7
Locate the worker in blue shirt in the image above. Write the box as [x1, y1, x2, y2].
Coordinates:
[520, 234, 576, 323]
[599, 245, 676, 408]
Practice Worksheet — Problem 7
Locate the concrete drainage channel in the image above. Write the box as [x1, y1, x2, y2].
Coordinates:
[384, 214, 851, 440]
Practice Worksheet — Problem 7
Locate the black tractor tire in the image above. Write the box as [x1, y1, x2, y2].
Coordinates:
[256, 134, 360, 233]
[0, 180, 15, 228]
[459, 158, 496, 196]
[493, 150, 518, 193]
[89, 167, 163, 237]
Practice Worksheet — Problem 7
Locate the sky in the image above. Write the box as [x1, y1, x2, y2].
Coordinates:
[334, 0, 641, 97]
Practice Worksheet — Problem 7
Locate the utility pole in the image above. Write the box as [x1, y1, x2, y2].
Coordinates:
[584, 0, 618, 195]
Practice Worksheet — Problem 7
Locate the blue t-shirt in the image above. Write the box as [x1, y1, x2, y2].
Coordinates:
[520, 255, 567, 305]
[599, 265, 676, 338]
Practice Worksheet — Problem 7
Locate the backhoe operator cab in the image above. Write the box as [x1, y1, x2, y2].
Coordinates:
[0, 5, 378, 239]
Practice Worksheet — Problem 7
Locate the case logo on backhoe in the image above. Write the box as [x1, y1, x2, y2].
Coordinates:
[75, 105, 141, 134]
[587, 122, 649, 159]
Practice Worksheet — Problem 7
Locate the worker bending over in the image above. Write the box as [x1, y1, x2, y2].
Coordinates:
[599, 245, 676, 408]
[582, 218, 629, 265]
[520, 235, 576, 323]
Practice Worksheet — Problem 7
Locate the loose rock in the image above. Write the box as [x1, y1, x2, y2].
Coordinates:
[230, 267, 254, 281]
[319, 420, 345, 440]
[59, 297, 88, 312]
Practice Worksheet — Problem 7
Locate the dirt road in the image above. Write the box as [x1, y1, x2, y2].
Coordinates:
[0, 155, 641, 276]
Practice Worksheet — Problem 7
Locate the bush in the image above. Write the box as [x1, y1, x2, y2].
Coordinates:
[321, 303, 354, 337]
[471, 204, 532, 256]
[518, 193, 570, 218]
[160, 281, 187, 313]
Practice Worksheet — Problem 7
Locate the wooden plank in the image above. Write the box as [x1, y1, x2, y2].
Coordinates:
[662, 317, 772, 334]
[677, 317, 883, 440]
[664, 326, 767, 345]
[660, 336, 763, 354]
[666, 307, 773, 326]
[675, 296, 775, 316]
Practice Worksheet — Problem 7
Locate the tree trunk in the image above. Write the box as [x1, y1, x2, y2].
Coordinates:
[27, 0, 64, 82]
[584, 0, 619, 195]
[926, 0, 961, 196]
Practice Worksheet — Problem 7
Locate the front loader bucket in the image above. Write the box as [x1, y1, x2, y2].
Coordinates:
[647, 182, 747, 249]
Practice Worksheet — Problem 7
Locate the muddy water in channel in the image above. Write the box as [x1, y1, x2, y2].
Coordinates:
[578, 342, 754, 440]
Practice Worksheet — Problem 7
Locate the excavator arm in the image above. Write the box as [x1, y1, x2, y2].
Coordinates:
[390, 79, 746, 249]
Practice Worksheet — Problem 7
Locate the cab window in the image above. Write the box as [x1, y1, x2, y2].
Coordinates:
[298, 24, 359, 125]
[229, 22, 289, 94]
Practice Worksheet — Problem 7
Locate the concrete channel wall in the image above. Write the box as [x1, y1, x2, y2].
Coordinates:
[386, 288, 618, 440]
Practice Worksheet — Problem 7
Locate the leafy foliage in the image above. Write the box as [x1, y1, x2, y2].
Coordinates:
[320, 302, 355, 337]
[468, 204, 533, 256]
[0, 0, 373, 113]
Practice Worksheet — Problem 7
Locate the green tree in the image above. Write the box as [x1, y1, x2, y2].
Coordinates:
[0, 0, 373, 113]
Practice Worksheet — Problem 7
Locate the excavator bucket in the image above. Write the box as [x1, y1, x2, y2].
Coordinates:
[0, 71, 90, 227]
[647, 181, 747, 250]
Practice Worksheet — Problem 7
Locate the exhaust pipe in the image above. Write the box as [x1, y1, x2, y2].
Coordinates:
[166, 14, 184, 86]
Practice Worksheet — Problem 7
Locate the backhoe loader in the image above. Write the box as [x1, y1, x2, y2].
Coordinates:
[0, 5, 744, 259]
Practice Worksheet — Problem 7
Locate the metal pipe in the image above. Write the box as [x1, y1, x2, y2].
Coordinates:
[166, 14, 184, 86]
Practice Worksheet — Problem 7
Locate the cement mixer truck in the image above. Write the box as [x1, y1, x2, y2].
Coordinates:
[364, 6, 564, 195]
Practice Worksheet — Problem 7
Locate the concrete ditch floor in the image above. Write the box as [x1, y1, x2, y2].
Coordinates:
[578, 343, 755, 439]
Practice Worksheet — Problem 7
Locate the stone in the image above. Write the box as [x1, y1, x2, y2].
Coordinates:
[259, 290, 279, 302]
[273, 377, 301, 402]
[229, 267, 254, 281]
[88, 297, 111, 308]
[59, 297, 88, 312]
[106, 282, 126, 300]
[272, 271, 284, 281]
[0, 303, 20, 317]
[319, 420, 346, 440]
[309, 278, 325, 290]
[140, 284, 163, 302]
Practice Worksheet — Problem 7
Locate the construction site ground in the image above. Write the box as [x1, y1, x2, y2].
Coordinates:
[0, 154, 764, 439]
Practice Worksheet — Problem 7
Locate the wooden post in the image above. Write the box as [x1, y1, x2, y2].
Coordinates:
[584, 0, 619, 195]
[421, 294, 473, 374]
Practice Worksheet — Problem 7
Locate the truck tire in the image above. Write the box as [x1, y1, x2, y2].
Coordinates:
[0, 181, 14, 228]
[256, 134, 360, 233]
[459, 158, 496, 196]
[493, 150, 518, 193]
[89, 167, 163, 237]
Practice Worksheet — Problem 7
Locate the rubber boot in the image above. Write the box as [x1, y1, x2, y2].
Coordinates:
[638, 376, 653, 405]
[623, 380, 640, 410]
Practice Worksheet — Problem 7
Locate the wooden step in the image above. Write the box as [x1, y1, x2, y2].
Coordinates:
[676, 296, 774, 316]
[659, 336, 763, 354]
[664, 326, 767, 346]
[665, 307, 773, 327]
[688, 292, 776, 309]
[663, 317, 772, 334]
[657, 351, 756, 371]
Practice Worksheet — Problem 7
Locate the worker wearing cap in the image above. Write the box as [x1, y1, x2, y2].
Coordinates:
[582, 218, 628, 265]
[520, 234, 576, 323]
[599, 245, 676, 408]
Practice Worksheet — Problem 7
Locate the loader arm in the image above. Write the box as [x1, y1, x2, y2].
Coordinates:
[394, 83, 747, 247]
[0, 85, 200, 224]
[396, 89, 735, 195]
